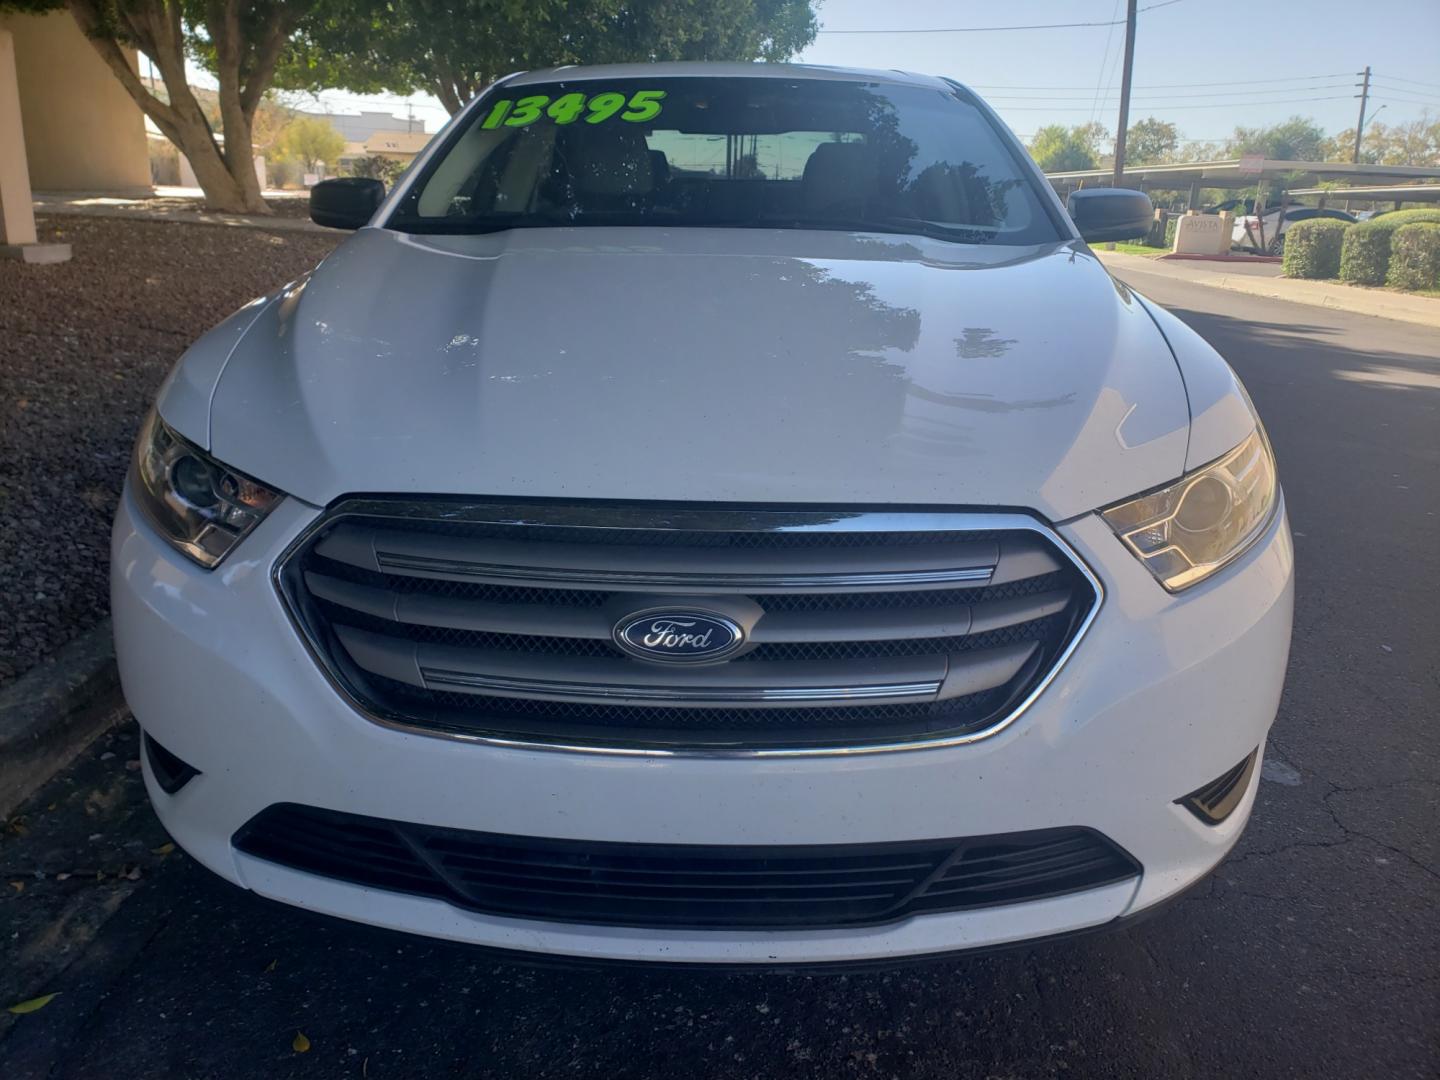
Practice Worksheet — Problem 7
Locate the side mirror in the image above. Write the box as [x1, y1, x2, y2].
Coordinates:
[1067, 188, 1154, 243]
[310, 178, 386, 230]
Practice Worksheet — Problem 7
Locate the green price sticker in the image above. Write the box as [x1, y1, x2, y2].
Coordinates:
[480, 89, 667, 129]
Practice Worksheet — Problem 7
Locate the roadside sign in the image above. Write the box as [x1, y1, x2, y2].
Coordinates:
[1238, 154, 1264, 176]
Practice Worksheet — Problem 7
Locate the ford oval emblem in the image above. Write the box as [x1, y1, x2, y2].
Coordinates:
[613, 610, 746, 664]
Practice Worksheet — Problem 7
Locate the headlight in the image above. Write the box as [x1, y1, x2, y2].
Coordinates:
[132, 410, 282, 568]
[1102, 428, 1278, 591]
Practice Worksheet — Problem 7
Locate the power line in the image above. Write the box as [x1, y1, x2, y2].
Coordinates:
[1369, 95, 1440, 109]
[1088, 0, 1123, 126]
[997, 95, 1356, 111]
[984, 83, 1355, 101]
[1367, 85, 1440, 104]
[970, 72, 1352, 91]
[1380, 73, 1440, 91]
[815, 0, 1182, 35]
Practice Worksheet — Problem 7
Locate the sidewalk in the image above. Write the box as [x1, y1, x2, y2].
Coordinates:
[32, 191, 332, 234]
[1097, 250, 1440, 329]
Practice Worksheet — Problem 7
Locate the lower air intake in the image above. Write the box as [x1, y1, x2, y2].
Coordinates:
[234, 804, 1140, 930]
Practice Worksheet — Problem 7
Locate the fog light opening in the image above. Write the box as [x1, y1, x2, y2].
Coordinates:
[143, 732, 201, 795]
[1175, 748, 1259, 825]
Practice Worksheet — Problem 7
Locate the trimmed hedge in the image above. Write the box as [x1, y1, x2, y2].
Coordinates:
[1282, 219, 1349, 279]
[1339, 208, 1440, 286]
[1387, 222, 1440, 292]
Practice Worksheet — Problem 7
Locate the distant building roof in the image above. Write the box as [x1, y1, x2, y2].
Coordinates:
[298, 108, 428, 144]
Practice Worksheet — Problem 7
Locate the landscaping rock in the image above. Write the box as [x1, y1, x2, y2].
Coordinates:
[0, 216, 339, 687]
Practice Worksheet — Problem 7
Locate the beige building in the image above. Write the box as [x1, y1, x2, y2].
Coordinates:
[1, 10, 151, 259]
[358, 130, 432, 162]
[4, 10, 150, 193]
[337, 129, 432, 179]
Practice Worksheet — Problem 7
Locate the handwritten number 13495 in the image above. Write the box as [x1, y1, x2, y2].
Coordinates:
[481, 90, 667, 129]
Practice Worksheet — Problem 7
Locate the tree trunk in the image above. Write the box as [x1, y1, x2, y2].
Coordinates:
[207, 0, 275, 213]
[430, 59, 487, 116]
[67, 1, 271, 214]
[173, 110, 257, 212]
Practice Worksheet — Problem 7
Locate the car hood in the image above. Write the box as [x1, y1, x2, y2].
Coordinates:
[202, 227, 1191, 519]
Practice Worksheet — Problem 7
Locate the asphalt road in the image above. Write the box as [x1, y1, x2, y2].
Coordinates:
[2, 274, 1437, 1080]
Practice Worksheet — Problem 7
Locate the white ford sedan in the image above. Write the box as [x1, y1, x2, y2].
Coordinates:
[113, 63, 1292, 965]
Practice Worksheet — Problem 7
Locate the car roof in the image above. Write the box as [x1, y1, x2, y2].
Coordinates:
[505, 62, 957, 92]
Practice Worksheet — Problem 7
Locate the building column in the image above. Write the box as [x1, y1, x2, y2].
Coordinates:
[0, 27, 69, 263]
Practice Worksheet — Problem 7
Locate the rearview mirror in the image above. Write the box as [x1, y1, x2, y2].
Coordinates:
[1067, 188, 1154, 243]
[310, 178, 386, 230]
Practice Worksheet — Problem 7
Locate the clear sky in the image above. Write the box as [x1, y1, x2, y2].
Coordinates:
[795, 0, 1440, 146]
[259, 0, 1440, 147]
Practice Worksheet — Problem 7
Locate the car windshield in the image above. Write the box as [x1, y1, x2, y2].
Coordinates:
[388, 76, 1062, 245]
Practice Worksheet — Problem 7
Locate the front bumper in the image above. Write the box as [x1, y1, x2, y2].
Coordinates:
[112, 486, 1293, 964]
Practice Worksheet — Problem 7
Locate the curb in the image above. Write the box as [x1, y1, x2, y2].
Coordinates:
[1097, 251, 1440, 330]
[1157, 253, 1280, 264]
[0, 620, 124, 820]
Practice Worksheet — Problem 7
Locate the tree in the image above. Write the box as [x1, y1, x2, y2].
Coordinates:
[0, 0, 320, 212]
[1173, 140, 1225, 163]
[1382, 115, 1440, 166]
[277, 115, 345, 173]
[250, 95, 298, 163]
[1125, 117, 1178, 165]
[1226, 116, 1327, 162]
[286, 0, 820, 115]
[1324, 115, 1440, 166]
[1028, 124, 1107, 172]
[349, 154, 406, 184]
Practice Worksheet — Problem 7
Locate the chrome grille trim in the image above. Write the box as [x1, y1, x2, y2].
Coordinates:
[376, 554, 994, 589]
[273, 501, 1104, 758]
[422, 670, 943, 703]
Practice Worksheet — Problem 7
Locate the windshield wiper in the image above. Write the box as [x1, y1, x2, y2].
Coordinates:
[748, 216, 920, 237]
[390, 213, 582, 235]
[746, 216, 1000, 242]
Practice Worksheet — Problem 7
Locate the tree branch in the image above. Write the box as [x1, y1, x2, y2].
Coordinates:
[240, 15, 295, 120]
[429, 60, 464, 116]
[66, 3, 183, 138]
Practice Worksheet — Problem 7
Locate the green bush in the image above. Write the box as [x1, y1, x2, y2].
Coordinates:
[1387, 222, 1440, 292]
[1339, 208, 1440, 286]
[1282, 219, 1349, 279]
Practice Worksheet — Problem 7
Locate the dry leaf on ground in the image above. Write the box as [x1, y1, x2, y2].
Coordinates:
[8, 993, 59, 1015]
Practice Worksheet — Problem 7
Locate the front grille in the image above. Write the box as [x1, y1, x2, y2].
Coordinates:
[277, 501, 1098, 750]
[235, 804, 1141, 930]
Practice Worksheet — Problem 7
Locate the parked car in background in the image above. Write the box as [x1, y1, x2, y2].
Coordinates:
[1232, 205, 1356, 254]
[114, 62, 1292, 966]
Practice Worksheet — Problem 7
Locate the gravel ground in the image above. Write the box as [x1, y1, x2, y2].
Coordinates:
[0, 215, 339, 684]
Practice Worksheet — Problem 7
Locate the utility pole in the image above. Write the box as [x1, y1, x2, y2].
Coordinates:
[1111, 0, 1138, 186]
[1352, 66, 1371, 163]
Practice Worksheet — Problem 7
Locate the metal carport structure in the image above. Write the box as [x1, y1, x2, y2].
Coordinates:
[1046, 160, 1440, 210]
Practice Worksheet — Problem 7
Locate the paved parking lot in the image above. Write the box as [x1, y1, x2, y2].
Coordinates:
[2, 272, 1436, 1079]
